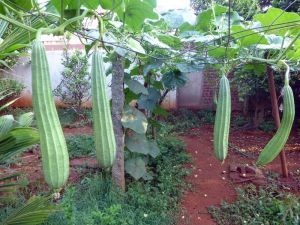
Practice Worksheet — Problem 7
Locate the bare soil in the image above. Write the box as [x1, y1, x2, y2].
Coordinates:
[178, 125, 300, 225]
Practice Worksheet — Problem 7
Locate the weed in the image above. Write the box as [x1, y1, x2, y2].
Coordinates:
[259, 120, 276, 133]
[65, 135, 95, 158]
[209, 184, 300, 225]
[197, 109, 215, 124]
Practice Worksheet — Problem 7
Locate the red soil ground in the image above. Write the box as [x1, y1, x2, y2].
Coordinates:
[178, 125, 300, 225]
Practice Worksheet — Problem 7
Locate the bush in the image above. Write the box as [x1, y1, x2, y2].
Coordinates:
[53, 49, 90, 113]
[209, 185, 300, 225]
[197, 109, 215, 124]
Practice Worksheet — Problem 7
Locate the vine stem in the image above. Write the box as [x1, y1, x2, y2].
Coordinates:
[278, 60, 290, 86]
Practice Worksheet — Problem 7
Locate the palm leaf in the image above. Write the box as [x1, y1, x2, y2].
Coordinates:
[17, 112, 34, 127]
[0, 115, 15, 136]
[0, 173, 20, 193]
[0, 98, 20, 112]
[1, 196, 56, 225]
[0, 127, 39, 163]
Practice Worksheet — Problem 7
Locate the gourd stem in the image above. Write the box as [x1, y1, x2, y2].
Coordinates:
[279, 60, 290, 86]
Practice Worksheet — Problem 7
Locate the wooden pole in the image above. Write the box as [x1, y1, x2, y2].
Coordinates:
[267, 65, 289, 178]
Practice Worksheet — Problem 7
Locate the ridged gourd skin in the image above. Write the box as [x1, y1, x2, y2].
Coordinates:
[256, 85, 295, 166]
[213, 75, 231, 161]
[91, 50, 116, 168]
[31, 40, 69, 188]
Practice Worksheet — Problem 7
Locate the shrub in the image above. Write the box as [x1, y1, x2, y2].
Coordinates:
[65, 135, 95, 158]
[53, 49, 90, 114]
[259, 120, 276, 133]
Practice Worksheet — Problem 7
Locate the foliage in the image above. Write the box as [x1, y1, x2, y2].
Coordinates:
[65, 135, 95, 158]
[259, 120, 276, 132]
[191, 0, 261, 19]
[43, 132, 190, 225]
[209, 185, 300, 225]
[272, 0, 300, 13]
[197, 109, 215, 124]
[53, 49, 90, 112]
[1, 196, 55, 225]
[0, 79, 24, 98]
[57, 108, 92, 128]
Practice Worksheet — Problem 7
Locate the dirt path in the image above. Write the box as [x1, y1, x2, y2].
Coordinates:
[178, 125, 300, 225]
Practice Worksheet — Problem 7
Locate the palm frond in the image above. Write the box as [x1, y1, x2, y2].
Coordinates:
[0, 115, 14, 136]
[1, 196, 56, 225]
[0, 127, 39, 163]
[0, 98, 20, 112]
[17, 112, 34, 127]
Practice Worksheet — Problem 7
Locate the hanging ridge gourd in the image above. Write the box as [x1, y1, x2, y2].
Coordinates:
[91, 50, 116, 168]
[31, 39, 69, 188]
[256, 62, 295, 166]
[213, 75, 231, 161]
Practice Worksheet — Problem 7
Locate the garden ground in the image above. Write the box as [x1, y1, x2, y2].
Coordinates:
[2, 110, 300, 224]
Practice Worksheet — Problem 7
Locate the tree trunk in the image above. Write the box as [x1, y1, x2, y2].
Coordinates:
[267, 65, 288, 178]
[111, 54, 125, 190]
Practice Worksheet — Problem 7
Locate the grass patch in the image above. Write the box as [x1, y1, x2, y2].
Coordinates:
[65, 135, 95, 158]
[209, 184, 300, 225]
[43, 134, 190, 225]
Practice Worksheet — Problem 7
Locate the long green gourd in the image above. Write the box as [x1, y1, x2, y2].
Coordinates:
[91, 50, 116, 168]
[31, 39, 69, 188]
[213, 75, 231, 161]
[256, 62, 295, 166]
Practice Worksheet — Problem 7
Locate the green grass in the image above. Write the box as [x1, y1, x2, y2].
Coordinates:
[65, 135, 95, 158]
[209, 184, 300, 225]
[42, 135, 190, 225]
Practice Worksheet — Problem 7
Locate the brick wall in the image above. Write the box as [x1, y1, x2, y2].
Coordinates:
[198, 68, 243, 111]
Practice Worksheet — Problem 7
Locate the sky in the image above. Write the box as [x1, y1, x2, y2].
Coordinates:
[156, 0, 191, 11]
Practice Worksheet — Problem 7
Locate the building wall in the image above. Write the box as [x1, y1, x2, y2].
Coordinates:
[1, 38, 242, 111]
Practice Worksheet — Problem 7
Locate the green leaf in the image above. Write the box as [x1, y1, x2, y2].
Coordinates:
[125, 157, 146, 180]
[231, 25, 268, 47]
[162, 9, 196, 29]
[121, 105, 148, 134]
[125, 132, 160, 157]
[126, 38, 145, 54]
[208, 46, 239, 58]
[157, 34, 181, 49]
[1, 196, 55, 225]
[50, 0, 71, 14]
[138, 88, 161, 111]
[0, 128, 39, 163]
[0, 115, 14, 136]
[17, 112, 34, 127]
[143, 33, 170, 49]
[125, 77, 148, 95]
[253, 8, 300, 36]
[195, 4, 228, 32]
[82, 0, 100, 9]
[162, 70, 187, 89]
[101, 0, 158, 32]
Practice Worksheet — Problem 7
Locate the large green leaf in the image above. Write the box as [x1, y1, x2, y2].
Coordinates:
[137, 88, 161, 111]
[231, 25, 268, 47]
[157, 34, 181, 49]
[126, 38, 145, 54]
[101, 0, 158, 32]
[124, 76, 148, 95]
[208, 46, 239, 58]
[162, 70, 187, 89]
[195, 4, 227, 32]
[125, 157, 146, 180]
[0, 127, 39, 163]
[125, 132, 160, 157]
[121, 105, 148, 134]
[253, 7, 300, 36]
[142, 33, 170, 49]
[162, 9, 196, 29]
